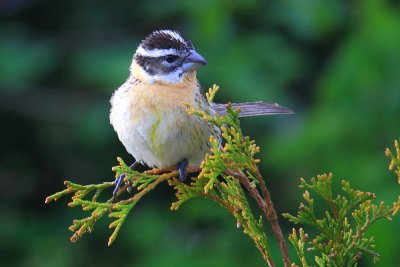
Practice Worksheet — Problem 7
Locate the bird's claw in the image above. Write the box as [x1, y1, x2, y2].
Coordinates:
[112, 161, 139, 199]
[176, 159, 189, 181]
[113, 173, 125, 198]
[126, 180, 133, 193]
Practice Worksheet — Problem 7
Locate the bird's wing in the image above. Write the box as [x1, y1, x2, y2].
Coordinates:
[212, 102, 293, 117]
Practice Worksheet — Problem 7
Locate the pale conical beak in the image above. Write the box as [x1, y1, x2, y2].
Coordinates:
[182, 50, 207, 73]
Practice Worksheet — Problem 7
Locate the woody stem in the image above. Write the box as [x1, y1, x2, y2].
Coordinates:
[225, 169, 291, 267]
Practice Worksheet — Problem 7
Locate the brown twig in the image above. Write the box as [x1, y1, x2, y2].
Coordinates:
[225, 168, 291, 267]
[253, 168, 291, 267]
[116, 172, 175, 205]
[113, 165, 202, 199]
[145, 165, 202, 175]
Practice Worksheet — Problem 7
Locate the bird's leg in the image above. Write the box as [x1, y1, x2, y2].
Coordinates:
[113, 161, 139, 197]
[176, 158, 189, 181]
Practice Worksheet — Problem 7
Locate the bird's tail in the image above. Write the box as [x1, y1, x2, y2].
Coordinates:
[212, 102, 293, 117]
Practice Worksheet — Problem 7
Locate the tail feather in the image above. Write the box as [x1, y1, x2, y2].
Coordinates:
[212, 102, 293, 117]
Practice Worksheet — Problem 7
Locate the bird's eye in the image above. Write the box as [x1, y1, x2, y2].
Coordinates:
[164, 55, 179, 63]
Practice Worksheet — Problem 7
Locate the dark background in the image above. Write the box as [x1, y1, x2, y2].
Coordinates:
[1, 0, 399, 266]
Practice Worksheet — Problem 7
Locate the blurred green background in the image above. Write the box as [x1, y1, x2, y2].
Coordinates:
[1, 0, 399, 266]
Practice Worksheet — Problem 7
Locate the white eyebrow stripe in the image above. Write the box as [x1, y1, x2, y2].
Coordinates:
[136, 46, 179, 57]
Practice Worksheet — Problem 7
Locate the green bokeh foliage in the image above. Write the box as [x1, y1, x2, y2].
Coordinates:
[1, 0, 399, 266]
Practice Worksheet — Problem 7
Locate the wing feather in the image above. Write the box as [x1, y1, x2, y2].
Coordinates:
[212, 102, 293, 117]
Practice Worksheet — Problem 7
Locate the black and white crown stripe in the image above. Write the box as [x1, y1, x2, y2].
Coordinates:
[135, 46, 179, 58]
[135, 30, 190, 58]
[156, 30, 185, 43]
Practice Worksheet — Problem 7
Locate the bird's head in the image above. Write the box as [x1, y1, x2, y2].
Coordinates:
[131, 30, 207, 84]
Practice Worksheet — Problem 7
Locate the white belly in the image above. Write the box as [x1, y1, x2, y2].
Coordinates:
[110, 83, 216, 168]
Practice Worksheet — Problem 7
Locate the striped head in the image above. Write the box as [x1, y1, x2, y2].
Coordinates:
[132, 30, 207, 84]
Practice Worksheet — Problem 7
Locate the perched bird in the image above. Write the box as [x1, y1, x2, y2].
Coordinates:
[110, 30, 292, 191]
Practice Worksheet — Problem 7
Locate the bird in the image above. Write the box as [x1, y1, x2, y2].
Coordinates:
[109, 30, 292, 194]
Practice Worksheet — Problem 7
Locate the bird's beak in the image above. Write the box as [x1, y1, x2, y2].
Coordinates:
[182, 50, 207, 73]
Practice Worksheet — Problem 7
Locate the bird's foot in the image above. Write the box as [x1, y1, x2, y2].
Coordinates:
[176, 159, 189, 181]
[113, 161, 139, 198]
